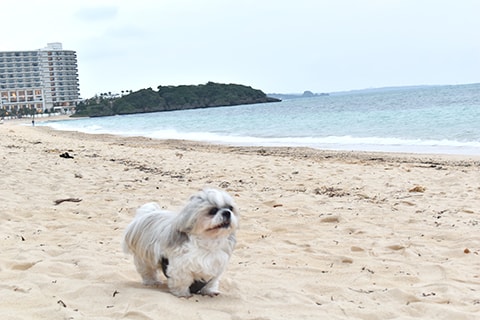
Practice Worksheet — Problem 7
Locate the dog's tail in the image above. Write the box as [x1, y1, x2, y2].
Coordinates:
[122, 202, 165, 255]
[122, 220, 135, 255]
[135, 202, 163, 217]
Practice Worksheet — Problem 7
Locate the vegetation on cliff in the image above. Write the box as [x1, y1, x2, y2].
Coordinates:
[74, 82, 280, 117]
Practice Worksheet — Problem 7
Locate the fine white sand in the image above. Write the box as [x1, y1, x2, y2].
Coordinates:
[1, 120, 479, 319]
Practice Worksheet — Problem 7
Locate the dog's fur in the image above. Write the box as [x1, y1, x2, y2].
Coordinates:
[123, 188, 239, 297]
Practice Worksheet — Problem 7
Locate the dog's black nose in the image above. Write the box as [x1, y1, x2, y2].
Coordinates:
[222, 210, 231, 219]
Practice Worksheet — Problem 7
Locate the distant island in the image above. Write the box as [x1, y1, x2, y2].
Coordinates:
[73, 82, 281, 117]
[268, 90, 329, 100]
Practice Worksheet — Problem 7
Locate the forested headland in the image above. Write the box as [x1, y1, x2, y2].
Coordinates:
[74, 82, 281, 117]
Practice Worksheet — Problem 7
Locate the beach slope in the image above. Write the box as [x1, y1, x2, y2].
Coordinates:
[1, 123, 479, 319]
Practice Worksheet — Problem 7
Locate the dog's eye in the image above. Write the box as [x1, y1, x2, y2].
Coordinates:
[208, 208, 218, 216]
[227, 205, 233, 211]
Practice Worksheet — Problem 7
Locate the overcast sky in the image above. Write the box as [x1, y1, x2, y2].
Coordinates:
[2, 0, 479, 98]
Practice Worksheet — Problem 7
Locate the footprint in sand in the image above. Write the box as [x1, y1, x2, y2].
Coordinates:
[11, 261, 39, 271]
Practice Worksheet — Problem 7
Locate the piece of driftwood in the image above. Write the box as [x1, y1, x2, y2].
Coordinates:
[54, 198, 82, 205]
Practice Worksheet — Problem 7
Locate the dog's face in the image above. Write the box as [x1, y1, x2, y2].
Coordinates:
[195, 204, 237, 238]
[178, 188, 239, 239]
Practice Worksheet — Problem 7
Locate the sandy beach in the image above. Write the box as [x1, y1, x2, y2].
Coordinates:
[1, 119, 479, 319]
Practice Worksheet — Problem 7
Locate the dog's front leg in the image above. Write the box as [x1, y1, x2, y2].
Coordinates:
[200, 277, 220, 297]
[167, 274, 194, 298]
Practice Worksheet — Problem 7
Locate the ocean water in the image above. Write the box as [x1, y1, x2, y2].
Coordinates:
[42, 83, 480, 155]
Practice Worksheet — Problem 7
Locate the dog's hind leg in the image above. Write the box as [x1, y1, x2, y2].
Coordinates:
[134, 257, 161, 286]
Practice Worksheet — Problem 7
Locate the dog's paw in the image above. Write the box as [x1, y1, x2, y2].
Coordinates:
[204, 292, 220, 297]
[142, 279, 163, 287]
[170, 288, 193, 298]
[200, 288, 220, 297]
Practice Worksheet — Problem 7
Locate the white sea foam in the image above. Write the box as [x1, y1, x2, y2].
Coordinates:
[120, 128, 480, 155]
[43, 120, 480, 155]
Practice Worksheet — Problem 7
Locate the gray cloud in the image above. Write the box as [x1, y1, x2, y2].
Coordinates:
[75, 6, 119, 22]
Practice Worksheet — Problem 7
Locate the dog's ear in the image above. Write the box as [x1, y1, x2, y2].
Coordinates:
[175, 208, 197, 234]
[177, 222, 194, 234]
[174, 194, 204, 233]
[167, 230, 189, 248]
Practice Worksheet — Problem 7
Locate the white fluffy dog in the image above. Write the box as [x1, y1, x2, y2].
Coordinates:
[123, 188, 239, 297]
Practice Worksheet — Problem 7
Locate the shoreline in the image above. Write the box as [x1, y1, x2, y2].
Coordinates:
[1, 114, 72, 125]
[1, 122, 479, 319]
[17, 121, 480, 164]
[42, 126, 480, 164]
[11, 113, 480, 160]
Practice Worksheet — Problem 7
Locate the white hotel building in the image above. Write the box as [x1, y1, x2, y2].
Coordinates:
[0, 42, 80, 116]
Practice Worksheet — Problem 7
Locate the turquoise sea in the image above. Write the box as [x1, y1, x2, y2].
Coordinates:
[43, 83, 480, 155]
